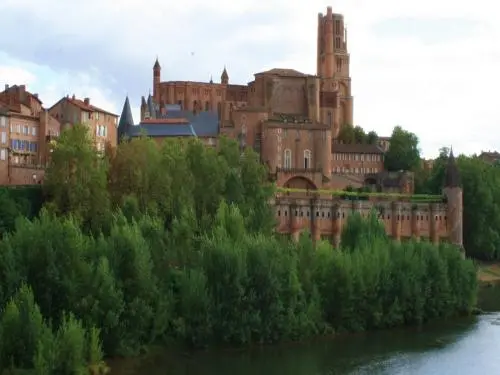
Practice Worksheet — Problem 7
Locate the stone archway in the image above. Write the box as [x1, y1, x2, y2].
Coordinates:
[364, 176, 378, 192]
[283, 176, 317, 197]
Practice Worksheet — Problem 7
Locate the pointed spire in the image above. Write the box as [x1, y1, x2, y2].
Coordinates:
[118, 96, 134, 142]
[147, 94, 155, 119]
[153, 57, 161, 70]
[209, 75, 213, 84]
[221, 65, 229, 84]
[445, 147, 461, 188]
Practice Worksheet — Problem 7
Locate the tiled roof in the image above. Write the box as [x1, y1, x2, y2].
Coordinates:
[67, 98, 118, 117]
[333, 143, 384, 154]
[255, 68, 311, 77]
[50, 96, 118, 117]
[183, 111, 219, 137]
[141, 118, 189, 124]
[128, 123, 196, 137]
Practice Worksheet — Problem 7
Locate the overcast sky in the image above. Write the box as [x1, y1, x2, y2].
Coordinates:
[0, 0, 498, 158]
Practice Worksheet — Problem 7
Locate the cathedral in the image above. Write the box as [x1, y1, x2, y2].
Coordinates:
[116, 6, 463, 248]
[118, 6, 365, 191]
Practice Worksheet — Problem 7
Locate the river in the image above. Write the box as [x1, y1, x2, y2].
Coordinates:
[110, 285, 500, 375]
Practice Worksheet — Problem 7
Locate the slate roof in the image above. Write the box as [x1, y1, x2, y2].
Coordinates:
[183, 111, 219, 137]
[119, 96, 219, 140]
[128, 123, 196, 137]
[445, 149, 461, 188]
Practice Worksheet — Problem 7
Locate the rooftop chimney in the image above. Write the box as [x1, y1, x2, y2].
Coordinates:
[4, 84, 8, 91]
[72, 94, 75, 100]
[84, 98, 90, 105]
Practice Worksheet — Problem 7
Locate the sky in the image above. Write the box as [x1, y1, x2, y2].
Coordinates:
[0, 0, 498, 159]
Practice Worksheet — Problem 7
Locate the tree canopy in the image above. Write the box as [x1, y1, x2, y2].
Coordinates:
[418, 148, 500, 260]
[384, 126, 421, 172]
[337, 124, 379, 145]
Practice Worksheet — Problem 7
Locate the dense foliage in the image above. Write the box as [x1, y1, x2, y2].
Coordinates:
[0, 125, 477, 373]
[417, 147, 500, 260]
[384, 126, 421, 172]
[337, 124, 379, 145]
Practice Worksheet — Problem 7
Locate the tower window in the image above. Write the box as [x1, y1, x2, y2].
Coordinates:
[336, 38, 341, 49]
[304, 149, 312, 169]
[284, 149, 292, 169]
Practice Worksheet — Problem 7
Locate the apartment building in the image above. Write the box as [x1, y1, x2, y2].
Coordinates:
[0, 84, 61, 185]
[49, 95, 118, 151]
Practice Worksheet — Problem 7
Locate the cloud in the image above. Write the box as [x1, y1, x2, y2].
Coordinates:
[0, 0, 498, 158]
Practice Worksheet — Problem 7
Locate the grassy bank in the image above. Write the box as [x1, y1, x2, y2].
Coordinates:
[477, 262, 500, 284]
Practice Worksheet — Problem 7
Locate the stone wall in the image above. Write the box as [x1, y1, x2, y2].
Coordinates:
[273, 196, 449, 246]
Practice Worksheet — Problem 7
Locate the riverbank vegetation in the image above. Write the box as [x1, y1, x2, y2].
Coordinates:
[416, 148, 500, 261]
[0, 125, 477, 373]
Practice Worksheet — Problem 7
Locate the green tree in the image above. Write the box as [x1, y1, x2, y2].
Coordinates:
[384, 126, 421, 171]
[337, 124, 355, 144]
[353, 126, 367, 144]
[108, 136, 169, 215]
[366, 131, 379, 145]
[425, 150, 500, 260]
[43, 124, 110, 231]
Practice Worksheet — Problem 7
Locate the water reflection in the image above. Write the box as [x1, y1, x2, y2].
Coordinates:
[111, 286, 500, 375]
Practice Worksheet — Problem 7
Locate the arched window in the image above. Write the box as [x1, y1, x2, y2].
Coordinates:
[284, 149, 292, 169]
[241, 124, 247, 134]
[304, 149, 312, 169]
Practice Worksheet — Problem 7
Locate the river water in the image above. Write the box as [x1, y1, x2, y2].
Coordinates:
[110, 285, 500, 375]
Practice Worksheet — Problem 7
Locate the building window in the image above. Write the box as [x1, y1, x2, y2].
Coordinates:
[0, 148, 5, 160]
[205, 101, 210, 111]
[1, 132, 6, 144]
[327, 111, 332, 126]
[32, 127, 37, 136]
[241, 124, 247, 134]
[95, 112, 99, 120]
[0, 116, 6, 128]
[336, 38, 341, 49]
[217, 102, 222, 116]
[304, 149, 312, 169]
[284, 149, 292, 169]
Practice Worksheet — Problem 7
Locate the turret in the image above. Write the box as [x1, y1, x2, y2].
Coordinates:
[140, 96, 147, 121]
[153, 58, 161, 99]
[117, 96, 134, 144]
[221, 66, 229, 85]
[146, 94, 155, 119]
[442, 148, 464, 256]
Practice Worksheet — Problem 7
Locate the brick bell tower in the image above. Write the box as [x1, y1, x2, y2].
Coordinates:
[317, 6, 354, 138]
